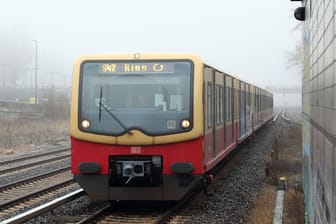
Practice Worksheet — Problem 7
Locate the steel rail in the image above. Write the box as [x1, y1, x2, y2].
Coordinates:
[0, 179, 74, 209]
[272, 111, 281, 122]
[0, 155, 69, 176]
[0, 147, 69, 166]
[281, 110, 291, 121]
[154, 191, 196, 224]
[76, 204, 111, 224]
[0, 166, 70, 191]
[1, 188, 85, 224]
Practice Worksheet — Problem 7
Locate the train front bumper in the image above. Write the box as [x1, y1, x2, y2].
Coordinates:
[74, 174, 202, 201]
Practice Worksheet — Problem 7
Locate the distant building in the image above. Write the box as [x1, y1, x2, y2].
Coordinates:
[296, 0, 336, 223]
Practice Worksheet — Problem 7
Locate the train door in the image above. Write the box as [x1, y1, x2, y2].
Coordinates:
[253, 87, 257, 130]
[223, 77, 227, 148]
[225, 76, 234, 147]
[215, 72, 225, 155]
[231, 78, 235, 143]
[234, 79, 239, 142]
[246, 84, 252, 134]
[239, 81, 246, 139]
[252, 88, 255, 129]
[255, 87, 261, 129]
[261, 89, 265, 123]
[258, 88, 261, 125]
[203, 67, 215, 162]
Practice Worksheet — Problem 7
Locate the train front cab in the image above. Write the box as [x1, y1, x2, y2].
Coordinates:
[71, 54, 207, 201]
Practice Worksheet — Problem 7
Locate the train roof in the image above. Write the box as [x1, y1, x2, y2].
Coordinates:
[201, 61, 272, 94]
[75, 52, 202, 62]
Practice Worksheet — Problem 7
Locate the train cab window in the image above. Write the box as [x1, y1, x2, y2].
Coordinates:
[79, 60, 194, 136]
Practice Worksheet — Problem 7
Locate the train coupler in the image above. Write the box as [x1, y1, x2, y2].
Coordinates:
[202, 174, 214, 196]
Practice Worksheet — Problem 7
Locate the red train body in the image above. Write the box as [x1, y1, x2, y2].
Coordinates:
[71, 53, 273, 201]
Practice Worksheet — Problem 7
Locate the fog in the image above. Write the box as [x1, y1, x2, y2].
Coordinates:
[0, 0, 302, 106]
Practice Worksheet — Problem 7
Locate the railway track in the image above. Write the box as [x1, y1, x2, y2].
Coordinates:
[0, 145, 245, 224]
[1, 189, 84, 224]
[76, 192, 195, 224]
[0, 117, 286, 223]
[3, 192, 195, 224]
[0, 148, 251, 224]
[0, 147, 70, 176]
[285, 108, 302, 124]
[0, 167, 74, 221]
[80, 202, 173, 224]
[278, 107, 302, 124]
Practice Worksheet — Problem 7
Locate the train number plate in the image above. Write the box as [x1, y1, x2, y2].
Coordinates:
[130, 146, 141, 154]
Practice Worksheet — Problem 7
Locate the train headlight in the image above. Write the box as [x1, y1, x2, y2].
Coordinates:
[81, 119, 90, 129]
[181, 119, 190, 129]
[134, 52, 141, 59]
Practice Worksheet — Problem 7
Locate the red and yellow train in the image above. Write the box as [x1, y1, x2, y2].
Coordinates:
[70, 53, 273, 201]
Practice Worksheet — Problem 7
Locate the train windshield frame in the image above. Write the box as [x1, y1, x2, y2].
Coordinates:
[78, 60, 194, 136]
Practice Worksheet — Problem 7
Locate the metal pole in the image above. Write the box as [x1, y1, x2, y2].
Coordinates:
[32, 40, 38, 104]
[1, 65, 5, 91]
[30, 68, 33, 95]
[1, 64, 8, 100]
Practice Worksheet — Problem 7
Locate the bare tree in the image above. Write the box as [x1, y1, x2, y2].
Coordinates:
[286, 41, 303, 69]
[286, 24, 303, 70]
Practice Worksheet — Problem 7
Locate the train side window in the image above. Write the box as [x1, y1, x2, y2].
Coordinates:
[216, 85, 219, 124]
[240, 82, 245, 115]
[228, 86, 230, 121]
[231, 85, 234, 121]
[220, 86, 223, 123]
[226, 87, 231, 121]
[259, 90, 261, 116]
[246, 85, 249, 112]
[247, 86, 250, 111]
[216, 85, 223, 124]
[207, 82, 212, 128]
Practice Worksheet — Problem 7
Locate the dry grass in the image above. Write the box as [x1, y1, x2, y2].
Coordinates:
[0, 117, 69, 152]
[283, 186, 305, 224]
[249, 184, 276, 224]
[249, 125, 305, 224]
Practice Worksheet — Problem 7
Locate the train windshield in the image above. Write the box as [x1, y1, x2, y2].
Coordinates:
[79, 60, 193, 136]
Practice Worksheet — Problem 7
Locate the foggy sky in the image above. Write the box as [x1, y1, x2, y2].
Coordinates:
[1, 0, 302, 105]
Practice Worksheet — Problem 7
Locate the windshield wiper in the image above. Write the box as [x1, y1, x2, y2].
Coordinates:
[99, 87, 103, 122]
[99, 86, 133, 135]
